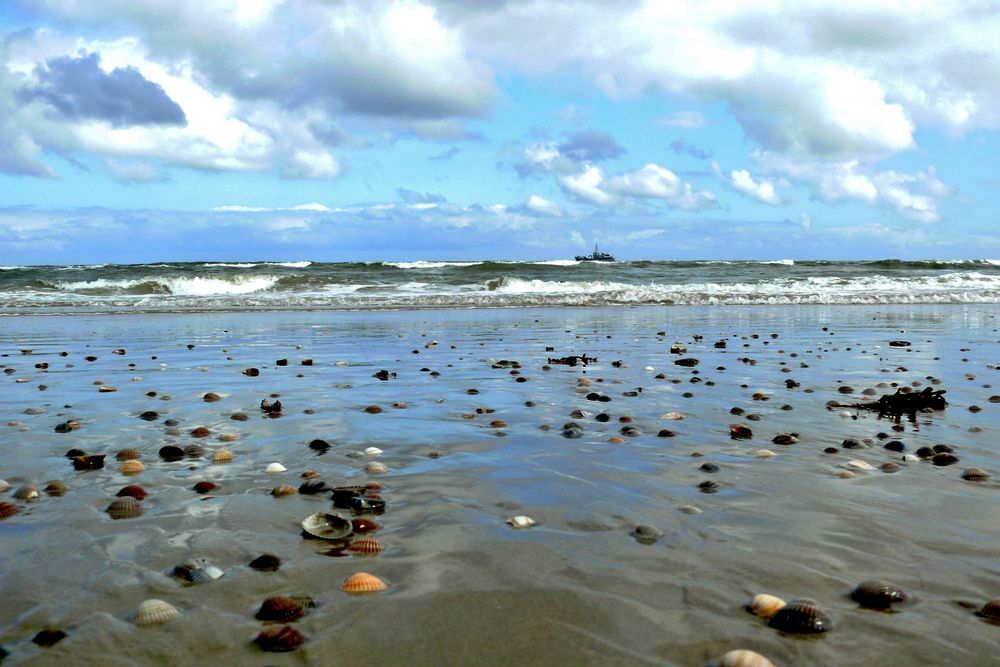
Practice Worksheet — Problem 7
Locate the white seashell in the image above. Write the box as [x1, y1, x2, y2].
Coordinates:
[747, 593, 786, 619]
[754, 449, 776, 459]
[335, 361, 351, 366]
[134, 599, 181, 625]
[301, 511, 351, 540]
[364, 462, 388, 474]
[678, 504, 703, 514]
[846, 459, 873, 470]
[839, 470, 857, 479]
[901, 454, 919, 462]
[645, 366, 655, 372]
[660, 412, 684, 420]
[0, 480, 9, 493]
[708, 649, 776, 667]
[364, 447, 383, 457]
[506, 515, 536, 529]
[131, 376, 142, 381]
[265, 462, 287, 473]
[839, 410, 852, 418]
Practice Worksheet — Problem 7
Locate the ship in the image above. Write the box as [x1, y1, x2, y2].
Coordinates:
[575, 244, 615, 262]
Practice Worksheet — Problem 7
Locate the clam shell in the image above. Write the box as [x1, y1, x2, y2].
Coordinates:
[117, 484, 147, 500]
[271, 484, 297, 497]
[254, 625, 306, 652]
[660, 412, 684, 420]
[134, 599, 180, 626]
[630, 525, 663, 544]
[364, 461, 388, 474]
[767, 597, 833, 633]
[44, 480, 66, 496]
[115, 448, 141, 460]
[193, 481, 218, 494]
[212, 449, 233, 463]
[348, 536, 385, 555]
[301, 512, 351, 540]
[0, 501, 19, 519]
[265, 462, 287, 473]
[506, 515, 537, 529]
[340, 572, 388, 594]
[846, 459, 874, 470]
[119, 460, 145, 474]
[850, 580, 909, 609]
[14, 485, 39, 501]
[256, 596, 305, 622]
[107, 496, 143, 520]
[962, 467, 990, 481]
[746, 594, 786, 619]
[975, 598, 1000, 621]
[0, 479, 9, 493]
[364, 446, 383, 456]
[159, 445, 184, 461]
[707, 649, 776, 667]
[754, 449, 776, 459]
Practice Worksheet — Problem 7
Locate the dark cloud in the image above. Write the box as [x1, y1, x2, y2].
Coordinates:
[670, 138, 712, 160]
[558, 130, 625, 162]
[24, 52, 186, 127]
[396, 188, 447, 204]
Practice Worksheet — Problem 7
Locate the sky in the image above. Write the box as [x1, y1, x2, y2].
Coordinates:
[2, 0, 1000, 264]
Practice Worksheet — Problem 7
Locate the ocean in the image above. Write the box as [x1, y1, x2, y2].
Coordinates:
[2, 259, 1000, 314]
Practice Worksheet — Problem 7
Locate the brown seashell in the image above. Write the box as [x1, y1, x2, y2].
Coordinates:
[0, 501, 20, 519]
[771, 433, 797, 445]
[159, 445, 184, 461]
[203, 392, 221, 402]
[363, 405, 383, 414]
[117, 484, 147, 500]
[231, 412, 249, 421]
[139, 411, 159, 421]
[340, 572, 387, 594]
[768, 598, 833, 633]
[348, 536, 385, 555]
[15, 484, 39, 501]
[707, 649, 776, 667]
[351, 518, 380, 533]
[190, 426, 211, 438]
[962, 467, 990, 481]
[975, 598, 1000, 621]
[212, 449, 233, 463]
[72, 454, 105, 470]
[746, 594, 786, 619]
[44, 480, 66, 496]
[107, 496, 143, 519]
[249, 554, 281, 571]
[134, 599, 180, 626]
[254, 625, 306, 652]
[730, 424, 753, 439]
[364, 462, 388, 474]
[932, 452, 959, 466]
[31, 628, 68, 647]
[193, 481, 218, 494]
[116, 448, 141, 461]
[120, 460, 145, 474]
[851, 580, 909, 609]
[271, 484, 297, 497]
[256, 596, 305, 622]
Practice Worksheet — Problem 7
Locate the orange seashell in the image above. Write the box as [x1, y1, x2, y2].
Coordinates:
[116, 448, 141, 460]
[746, 594, 786, 619]
[212, 449, 233, 463]
[351, 518, 380, 533]
[120, 460, 145, 474]
[363, 405, 383, 414]
[340, 572, 387, 594]
[348, 536, 385, 555]
[190, 426, 211, 438]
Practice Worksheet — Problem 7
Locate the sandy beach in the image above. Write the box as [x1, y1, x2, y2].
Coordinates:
[1, 304, 999, 666]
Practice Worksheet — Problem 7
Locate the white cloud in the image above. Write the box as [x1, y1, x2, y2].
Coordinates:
[730, 169, 782, 205]
[656, 111, 706, 128]
[524, 194, 564, 217]
[606, 163, 718, 209]
[558, 165, 615, 206]
[105, 158, 166, 183]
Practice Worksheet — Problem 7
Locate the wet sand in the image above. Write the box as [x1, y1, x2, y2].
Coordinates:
[1, 304, 999, 666]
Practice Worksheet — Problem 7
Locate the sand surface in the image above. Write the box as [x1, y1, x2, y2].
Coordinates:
[1, 305, 999, 666]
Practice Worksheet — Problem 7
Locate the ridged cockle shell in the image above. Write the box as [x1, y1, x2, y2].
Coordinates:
[364, 462, 388, 474]
[107, 496, 142, 519]
[256, 596, 306, 622]
[212, 449, 233, 463]
[0, 501, 19, 519]
[976, 598, 1000, 621]
[850, 580, 909, 610]
[133, 599, 180, 625]
[767, 598, 833, 633]
[271, 484, 297, 497]
[254, 625, 306, 652]
[348, 536, 385, 555]
[120, 460, 145, 474]
[340, 572, 388, 594]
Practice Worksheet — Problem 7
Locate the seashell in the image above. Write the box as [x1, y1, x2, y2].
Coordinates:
[190, 426, 211, 438]
[172, 558, 224, 584]
[772, 434, 797, 445]
[660, 412, 684, 420]
[44, 480, 66, 496]
[265, 462, 287, 473]
[846, 459, 873, 470]
[0, 501, 19, 519]
[15, 484, 39, 501]
[839, 470, 856, 479]
[301, 512, 351, 540]
[193, 481, 218, 494]
[120, 460, 145, 474]
[203, 392, 221, 402]
[116, 448, 141, 460]
[754, 449, 776, 459]
[134, 599, 180, 626]
[139, 411, 159, 421]
[340, 572, 388, 594]
[506, 515, 536, 529]
[678, 504, 702, 514]
[767, 597, 833, 633]
[364, 462, 388, 474]
[962, 467, 990, 481]
[851, 580, 909, 609]
[256, 596, 306, 622]
[729, 424, 752, 439]
[880, 462, 901, 473]
[218, 433, 238, 443]
[72, 454, 105, 470]
[308, 439, 331, 453]
[932, 452, 959, 466]
[107, 496, 143, 519]
[345, 450, 365, 459]
[249, 554, 281, 571]
[299, 479, 329, 494]
[31, 628, 68, 647]
[630, 525, 663, 544]
[746, 593, 786, 619]
[117, 484, 147, 500]
[706, 649, 776, 667]
[363, 405, 383, 414]
[271, 484, 297, 497]
[212, 449, 233, 463]
[159, 445, 185, 461]
[698, 480, 719, 493]
[348, 536, 385, 555]
[0, 479, 8, 493]
[254, 625, 306, 652]
[98, 385, 117, 393]
[364, 446, 383, 456]
[976, 598, 1000, 621]
[351, 518, 380, 533]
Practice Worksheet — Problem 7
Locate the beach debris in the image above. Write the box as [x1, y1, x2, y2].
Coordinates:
[340, 572, 388, 594]
[348, 536, 385, 555]
[301, 512, 351, 540]
[372, 369, 396, 381]
[746, 594, 786, 619]
[850, 580, 909, 610]
[133, 599, 180, 626]
[546, 354, 596, 367]
[630, 525, 663, 545]
[674, 357, 699, 367]
[767, 597, 834, 633]
[249, 554, 281, 571]
[506, 515, 537, 529]
[705, 649, 775, 667]
[888, 340, 911, 347]
[254, 625, 307, 652]
[256, 596, 307, 622]
[839, 386, 947, 417]
[31, 628, 67, 647]
[260, 399, 282, 414]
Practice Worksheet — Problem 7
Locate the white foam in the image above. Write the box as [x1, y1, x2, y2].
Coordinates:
[56, 275, 281, 295]
[386, 261, 482, 269]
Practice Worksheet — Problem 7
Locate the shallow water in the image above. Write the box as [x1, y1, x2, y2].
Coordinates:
[1, 305, 999, 666]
